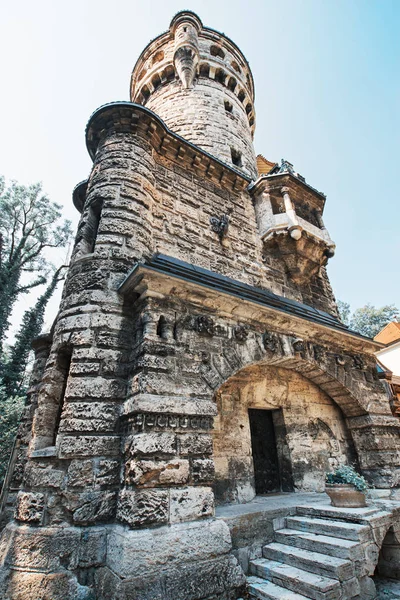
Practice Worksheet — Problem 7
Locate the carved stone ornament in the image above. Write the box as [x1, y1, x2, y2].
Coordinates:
[336, 355, 346, 366]
[292, 338, 305, 353]
[262, 330, 279, 353]
[313, 344, 325, 362]
[233, 325, 248, 342]
[210, 214, 229, 242]
[131, 413, 213, 431]
[352, 355, 365, 370]
[195, 315, 215, 336]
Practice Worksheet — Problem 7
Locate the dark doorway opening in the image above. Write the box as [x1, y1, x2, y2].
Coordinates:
[249, 408, 282, 494]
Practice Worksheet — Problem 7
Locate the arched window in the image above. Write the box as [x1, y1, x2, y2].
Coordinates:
[210, 45, 225, 59]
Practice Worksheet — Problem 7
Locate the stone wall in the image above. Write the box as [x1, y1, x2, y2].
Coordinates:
[214, 365, 357, 504]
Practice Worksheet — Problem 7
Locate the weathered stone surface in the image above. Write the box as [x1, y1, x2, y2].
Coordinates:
[170, 486, 214, 523]
[1, 10, 399, 600]
[117, 489, 169, 527]
[107, 520, 233, 578]
[128, 432, 176, 456]
[58, 435, 120, 458]
[125, 458, 189, 486]
[14, 491, 45, 523]
[63, 491, 117, 524]
[0, 571, 94, 600]
[68, 459, 94, 487]
[179, 433, 213, 456]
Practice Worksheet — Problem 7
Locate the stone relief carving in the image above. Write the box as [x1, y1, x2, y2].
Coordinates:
[129, 413, 213, 431]
[313, 344, 325, 362]
[352, 355, 365, 370]
[262, 330, 279, 353]
[292, 338, 306, 354]
[233, 325, 248, 342]
[195, 315, 215, 336]
[209, 214, 229, 241]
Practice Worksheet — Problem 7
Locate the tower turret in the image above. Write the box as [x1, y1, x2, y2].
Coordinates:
[130, 11, 257, 178]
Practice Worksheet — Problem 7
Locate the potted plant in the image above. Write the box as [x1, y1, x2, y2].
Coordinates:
[325, 465, 368, 508]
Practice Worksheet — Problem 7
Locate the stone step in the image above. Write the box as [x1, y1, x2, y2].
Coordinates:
[275, 529, 363, 561]
[286, 516, 370, 542]
[247, 576, 311, 599]
[249, 558, 341, 600]
[295, 504, 378, 523]
[263, 542, 354, 580]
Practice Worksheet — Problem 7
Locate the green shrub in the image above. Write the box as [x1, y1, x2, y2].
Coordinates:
[326, 464, 368, 492]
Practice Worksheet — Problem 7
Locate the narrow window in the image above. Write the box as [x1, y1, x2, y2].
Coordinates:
[157, 315, 168, 339]
[52, 347, 73, 445]
[86, 200, 102, 254]
[231, 148, 242, 168]
[224, 100, 233, 113]
[237, 89, 245, 103]
[199, 63, 210, 77]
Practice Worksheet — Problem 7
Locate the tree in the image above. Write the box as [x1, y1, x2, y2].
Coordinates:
[337, 300, 351, 326]
[0, 177, 72, 354]
[1, 266, 67, 399]
[338, 301, 399, 339]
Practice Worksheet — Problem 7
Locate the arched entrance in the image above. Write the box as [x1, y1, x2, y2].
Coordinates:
[213, 363, 357, 504]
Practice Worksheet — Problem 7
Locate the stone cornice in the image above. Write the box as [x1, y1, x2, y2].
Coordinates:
[85, 102, 251, 191]
[119, 254, 383, 355]
[72, 179, 88, 214]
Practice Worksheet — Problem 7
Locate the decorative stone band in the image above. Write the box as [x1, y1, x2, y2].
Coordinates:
[122, 413, 213, 434]
[83, 102, 250, 202]
[119, 253, 381, 353]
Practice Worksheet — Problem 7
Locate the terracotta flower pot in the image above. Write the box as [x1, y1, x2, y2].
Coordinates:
[325, 484, 366, 508]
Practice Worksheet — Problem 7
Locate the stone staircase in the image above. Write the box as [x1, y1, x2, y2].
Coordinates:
[247, 504, 379, 600]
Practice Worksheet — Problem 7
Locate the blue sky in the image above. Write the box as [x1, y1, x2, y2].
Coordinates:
[1, 0, 399, 332]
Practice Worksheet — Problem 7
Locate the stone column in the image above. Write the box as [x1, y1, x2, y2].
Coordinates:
[253, 182, 274, 239]
[281, 186, 302, 240]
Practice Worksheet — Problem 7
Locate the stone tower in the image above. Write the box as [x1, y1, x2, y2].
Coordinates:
[1, 11, 400, 600]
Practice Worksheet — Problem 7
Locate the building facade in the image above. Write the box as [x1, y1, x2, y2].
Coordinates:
[1, 11, 400, 600]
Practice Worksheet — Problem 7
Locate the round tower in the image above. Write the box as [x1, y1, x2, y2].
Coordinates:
[130, 11, 257, 178]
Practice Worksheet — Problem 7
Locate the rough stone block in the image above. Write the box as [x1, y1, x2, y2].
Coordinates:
[97, 459, 120, 486]
[78, 528, 107, 567]
[59, 402, 119, 432]
[117, 489, 169, 527]
[191, 458, 215, 482]
[58, 435, 120, 458]
[107, 520, 232, 578]
[178, 433, 213, 456]
[129, 432, 176, 456]
[14, 492, 45, 523]
[0, 523, 80, 572]
[68, 459, 94, 487]
[170, 486, 214, 523]
[63, 491, 117, 525]
[125, 458, 189, 486]
[24, 465, 65, 489]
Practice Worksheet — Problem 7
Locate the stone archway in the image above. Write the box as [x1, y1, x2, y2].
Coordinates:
[212, 362, 357, 504]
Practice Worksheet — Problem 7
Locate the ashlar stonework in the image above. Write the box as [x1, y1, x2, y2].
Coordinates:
[0, 10, 399, 600]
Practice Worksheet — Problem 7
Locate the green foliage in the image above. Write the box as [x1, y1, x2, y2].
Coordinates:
[326, 464, 369, 492]
[1, 266, 66, 399]
[0, 177, 72, 353]
[337, 300, 351, 326]
[338, 300, 398, 339]
[0, 389, 24, 487]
